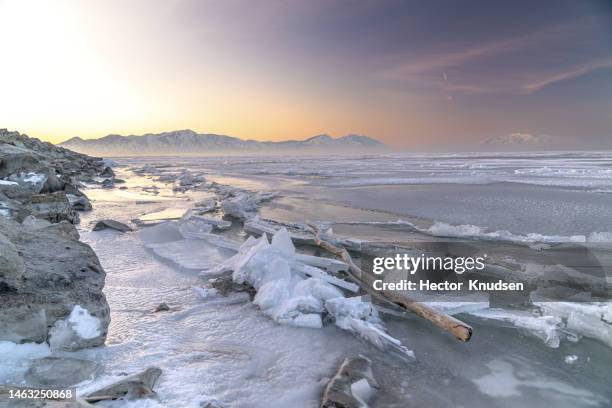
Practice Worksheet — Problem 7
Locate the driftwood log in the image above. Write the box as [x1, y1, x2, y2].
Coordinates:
[307, 223, 473, 342]
[321, 355, 379, 408]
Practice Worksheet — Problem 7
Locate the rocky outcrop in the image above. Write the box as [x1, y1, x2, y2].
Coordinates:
[0, 129, 110, 349]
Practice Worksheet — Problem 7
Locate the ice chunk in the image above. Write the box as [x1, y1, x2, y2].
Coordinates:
[200, 235, 263, 276]
[48, 305, 101, 350]
[566, 310, 612, 348]
[221, 191, 277, 220]
[351, 378, 376, 407]
[200, 228, 413, 356]
[193, 198, 216, 213]
[139, 221, 184, 244]
[325, 297, 378, 321]
[564, 355, 578, 364]
[221, 192, 259, 220]
[537, 302, 612, 348]
[179, 217, 214, 239]
[8, 172, 48, 191]
[271, 227, 295, 258]
[187, 213, 232, 230]
[468, 308, 563, 348]
[293, 278, 344, 301]
[587, 232, 612, 242]
[291, 313, 323, 329]
[192, 286, 219, 299]
[294, 253, 348, 273]
[293, 263, 359, 293]
[0, 179, 19, 186]
[69, 305, 101, 339]
[426, 301, 490, 315]
[254, 279, 291, 311]
[146, 239, 234, 270]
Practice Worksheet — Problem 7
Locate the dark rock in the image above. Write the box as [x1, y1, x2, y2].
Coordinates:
[154, 302, 170, 312]
[210, 275, 255, 297]
[0, 180, 33, 201]
[40, 168, 65, 193]
[0, 143, 43, 178]
[101, 179, 114, 189]
[71, 195, 92, 211]
[0, 306, 47, 343]
[0, 130, 110, 349]
[92, 219, 133, 233]
[28, 192, 80, 224]
[0, 231, 25, 291]
[100, 166, 115, 178]
[21, 216, 80, 240]
[0, 216, 110, 347]
[85, 367, 162, 402]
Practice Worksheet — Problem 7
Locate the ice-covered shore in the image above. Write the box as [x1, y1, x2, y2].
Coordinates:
[2, 153, 611, 407]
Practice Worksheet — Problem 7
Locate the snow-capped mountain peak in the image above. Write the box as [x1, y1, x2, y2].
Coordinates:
[59, 130, 384, 156]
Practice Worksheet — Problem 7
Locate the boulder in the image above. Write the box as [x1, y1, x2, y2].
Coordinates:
[100, 166, 115, 178]
[0, 231, 26, 291]
[0, 143, 43, 178]
[22, 216, 80, 240]
[70, 195, 92, 211]
[0, 216, 110, 347]
[92, 219, 133, 233]
[28, 192, 80, 224]
[40, 168, 65, 193]
[0, 180, 33, 201]
[101, 179, 115, 189]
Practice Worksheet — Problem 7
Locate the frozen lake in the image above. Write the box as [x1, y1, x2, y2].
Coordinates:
[120, 151, 612, 237]
[2, 152, 611, 407]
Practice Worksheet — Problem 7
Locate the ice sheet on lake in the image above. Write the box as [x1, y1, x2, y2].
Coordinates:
[198, 228, 414, 358]
[468, 308, 564, 348]
[0, 341, 50, 382]
[465, 302, 612, 349]
[140, 221, 234, 270]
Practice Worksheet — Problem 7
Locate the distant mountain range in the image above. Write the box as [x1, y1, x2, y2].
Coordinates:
[59, 130, 385, 156]
[481, 133, 554, 146]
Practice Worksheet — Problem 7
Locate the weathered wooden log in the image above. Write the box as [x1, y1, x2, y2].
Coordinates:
[321, 355, 379, 408]
[307, 223, 473, 342]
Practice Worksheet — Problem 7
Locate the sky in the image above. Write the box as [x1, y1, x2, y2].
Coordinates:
[0, 0, 611, 148]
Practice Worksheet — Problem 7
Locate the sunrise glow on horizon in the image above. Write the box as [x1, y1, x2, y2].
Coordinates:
[1, 0, 611, 147]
